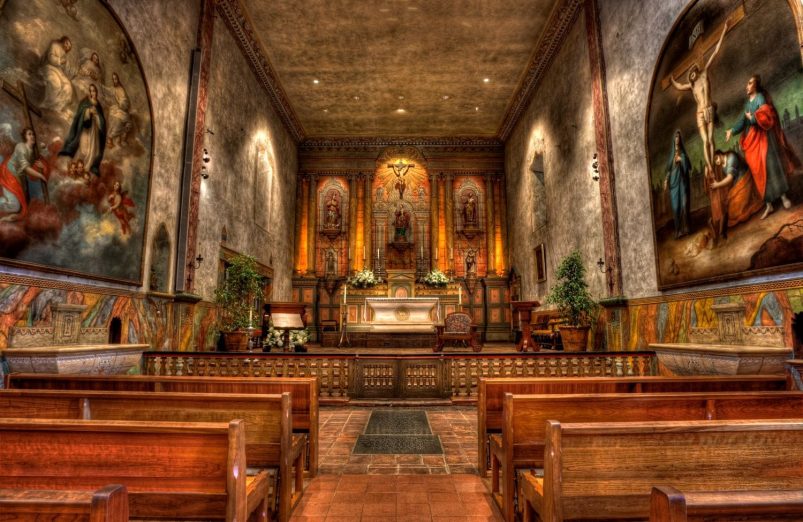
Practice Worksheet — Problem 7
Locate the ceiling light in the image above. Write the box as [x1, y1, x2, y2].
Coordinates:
[442, 95, 450, 100]
[407, 6, 418, 10]
[483, 78, 490, 83]
[323, 108, 329, 113]
[398, 95, 405, 100]
[475, 107, 480, 111]
[396, 108, 406, 114]
[313, 79, 320, 84]
[353, 95, 360, 101]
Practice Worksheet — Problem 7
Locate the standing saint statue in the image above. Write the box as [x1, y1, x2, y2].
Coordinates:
[462, 192, 478, 227]
[393, 204, 410, 241]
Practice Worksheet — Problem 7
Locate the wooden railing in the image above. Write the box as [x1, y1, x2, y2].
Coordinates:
[142, 351, 657, 402]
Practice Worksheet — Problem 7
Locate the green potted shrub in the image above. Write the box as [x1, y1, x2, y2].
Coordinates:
[545, 250, 598, 352]
[214, 254, 263, 351]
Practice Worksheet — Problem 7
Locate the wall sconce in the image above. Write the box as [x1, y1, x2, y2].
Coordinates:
[596, 257, 610, 274]
[190, 253, 204, 269]
[591, 153, 600, 182]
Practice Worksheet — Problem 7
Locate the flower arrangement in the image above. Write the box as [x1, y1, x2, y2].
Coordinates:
[289, 329, 310, 348]
[423, 268, 450, 287]
[349, 268, 380, 288]
[263, 327, 284, 349]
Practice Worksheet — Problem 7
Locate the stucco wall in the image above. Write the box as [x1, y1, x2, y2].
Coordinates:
[505, 9, 607, 303]
[195, 20, 298, 301]
[598, 0, 688, 298]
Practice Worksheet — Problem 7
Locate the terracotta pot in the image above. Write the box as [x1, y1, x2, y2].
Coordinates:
[559, 325, 590, 352]
[222, 330, 249, 352]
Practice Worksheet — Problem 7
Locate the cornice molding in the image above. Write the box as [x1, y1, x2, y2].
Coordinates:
[497, 0, 583, 141]
[215, 0, 305, 142]
[626, 278, 803, 306]
[299, 136, 503, 153]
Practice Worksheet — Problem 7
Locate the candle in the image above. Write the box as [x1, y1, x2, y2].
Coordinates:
[363, 245, 366, 261]
[248, 309, 253, 326]
[435, 248, 438, 261]
[343, 285, 347, 304]
[458, 286, 462, 305]
[420, 244, 424, 258]
[377, 248, 379, 259]
[450, 247, 453, 259]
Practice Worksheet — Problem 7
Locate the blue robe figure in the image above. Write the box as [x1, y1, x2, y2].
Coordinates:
[59, 84, 106, 176]
[665, 130, 692, 238]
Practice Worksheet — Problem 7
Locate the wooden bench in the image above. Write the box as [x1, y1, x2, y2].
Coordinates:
[650, 486, 803, 521]
[0, 484, 128, 521]
[519, 419, 803, 522]
[0, 418, 269, 522]
[478, 374, 789, 476]
[490, 390, 803, 522]
[0, 388, 305, 522]
[530, 311, 565, 350]
[5, 373, 320, 476]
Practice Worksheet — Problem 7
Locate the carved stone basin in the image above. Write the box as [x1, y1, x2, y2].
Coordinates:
[649, 343, 792, 376]
[2, 344, 147, 375]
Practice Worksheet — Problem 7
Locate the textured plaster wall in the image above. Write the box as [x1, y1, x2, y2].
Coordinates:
[597, 0, 687, 298]
[194, 21, 298, 301]
[505, 10, 607, 303]
[108, 0, 200, 293]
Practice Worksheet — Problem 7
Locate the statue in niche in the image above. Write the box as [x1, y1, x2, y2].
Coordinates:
[325, 249, 337, 276]
[393, 204, 411, 241]
[417, 186, 425, 203]
[465, 248, 477, 274]
[462, 192, 478, 227]
[324, 191, 340, 228]
[388, 159, 414, 200]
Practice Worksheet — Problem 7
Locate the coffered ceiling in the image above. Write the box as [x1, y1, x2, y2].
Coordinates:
[239, 0, 561, 139]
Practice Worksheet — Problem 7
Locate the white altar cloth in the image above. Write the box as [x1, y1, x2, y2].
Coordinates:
[365, 297, 439, 333]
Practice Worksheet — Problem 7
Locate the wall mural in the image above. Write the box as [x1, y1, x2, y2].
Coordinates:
[0, 0, 153, 284]
[647, 0, 803, 289]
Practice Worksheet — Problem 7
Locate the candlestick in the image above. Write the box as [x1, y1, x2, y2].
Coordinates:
[248, 309, 253, 326]
[458, 286, 462, 305]
[343, 285, 347, 304]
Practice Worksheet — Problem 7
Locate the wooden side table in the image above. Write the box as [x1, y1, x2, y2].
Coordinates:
[511, 300, 541, 352]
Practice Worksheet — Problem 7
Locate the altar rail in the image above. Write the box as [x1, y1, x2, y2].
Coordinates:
[142, 351, 657, 402]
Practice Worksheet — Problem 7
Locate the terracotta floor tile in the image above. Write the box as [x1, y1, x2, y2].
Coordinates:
[430, 501, 468, 517]
[427, 491, 461, 503]
[326, 503, 361, 516]
[361, 502, 397, 517]
[396, 502, 431, 517]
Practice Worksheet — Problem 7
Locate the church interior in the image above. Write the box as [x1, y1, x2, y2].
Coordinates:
[1, 0, 803, 521]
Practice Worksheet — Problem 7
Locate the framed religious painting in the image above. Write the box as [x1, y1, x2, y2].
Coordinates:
[646, 0, 803, 289]
[0, 0, 154, 284]
[535, 243, 546, 283]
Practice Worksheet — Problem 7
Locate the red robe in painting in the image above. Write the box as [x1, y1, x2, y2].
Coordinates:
[733, 93, 801, 202]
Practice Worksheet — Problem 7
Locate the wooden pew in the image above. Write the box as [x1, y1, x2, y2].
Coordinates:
[0, 418, 269, 522]
[490, 390, 803, 522]
[477, 374, 789, 476]
[5, 372, 320, 477]
[0, 484, 128, 521]
[518, 419, 803, 522]
[649, 485, 803, 521]
[0, 388, 305, 522]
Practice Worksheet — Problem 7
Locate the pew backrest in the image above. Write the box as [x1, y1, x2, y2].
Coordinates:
[0, 484, 128, 522]
[542, 419, 803, 521]
[649, 485, 803, 522]
[0, 418, 252, 521]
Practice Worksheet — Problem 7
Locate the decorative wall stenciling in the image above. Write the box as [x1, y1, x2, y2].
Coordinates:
[647, 0, 803, 289]
[0, 0, 154, 284]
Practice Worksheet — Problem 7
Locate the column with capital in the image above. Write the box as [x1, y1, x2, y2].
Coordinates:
[484, 173, 495, 276]
[364, 172, 373, 271]
[306, 174, 318, 275]
[429, 172, 439, 271]
[348, 173, 358, 274]
[444, 173, 455, 274]
[494, 174, 508, 275]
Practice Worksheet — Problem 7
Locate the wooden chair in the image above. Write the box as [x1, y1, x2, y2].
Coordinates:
[435, 311, 480, 352]
[0, 484, 128, 522]
[650, 485, 803, 521]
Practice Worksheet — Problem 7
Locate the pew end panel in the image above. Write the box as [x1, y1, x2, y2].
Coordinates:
[0, 484, 129, 522]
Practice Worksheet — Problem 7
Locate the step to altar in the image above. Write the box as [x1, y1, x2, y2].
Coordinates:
[322, 331, 436, 348]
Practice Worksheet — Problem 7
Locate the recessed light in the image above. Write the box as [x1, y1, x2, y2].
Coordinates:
[323, 108, 329, 113]
[396, 108, 406, 114]
[353, 95, 360, 101]
[407, 6, 418, 10]
[475, 107, 480, 111]
[313, 79, 320, 84]
[483, 78, 490, 83]
[442, 95, 450, 100]
[398, 95, 405, 100]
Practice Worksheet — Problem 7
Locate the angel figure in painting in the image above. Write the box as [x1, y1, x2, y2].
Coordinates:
[670, 21, 728, 176]
[107, 181, 135, 235]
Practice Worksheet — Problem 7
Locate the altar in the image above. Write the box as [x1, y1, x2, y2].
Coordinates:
[365, 297, 439, 333]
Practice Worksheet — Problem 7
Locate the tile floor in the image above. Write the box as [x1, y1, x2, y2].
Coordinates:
[289, 406, 502, 521]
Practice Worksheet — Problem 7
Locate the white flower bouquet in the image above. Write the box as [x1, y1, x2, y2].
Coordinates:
[264, 327, 284, 349]
[423, 269, 450, 287]
[289, 328, 310, 347]
[349, 268, 380, 288]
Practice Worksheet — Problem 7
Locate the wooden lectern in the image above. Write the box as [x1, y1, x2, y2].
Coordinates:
[511, 300, 541, 352]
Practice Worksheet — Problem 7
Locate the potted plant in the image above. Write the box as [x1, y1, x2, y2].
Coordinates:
[545, 250, 598, 352]
[423, 268, 450, 287]
[214, 254, 263, 351]
[289, 328, 310, 352]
